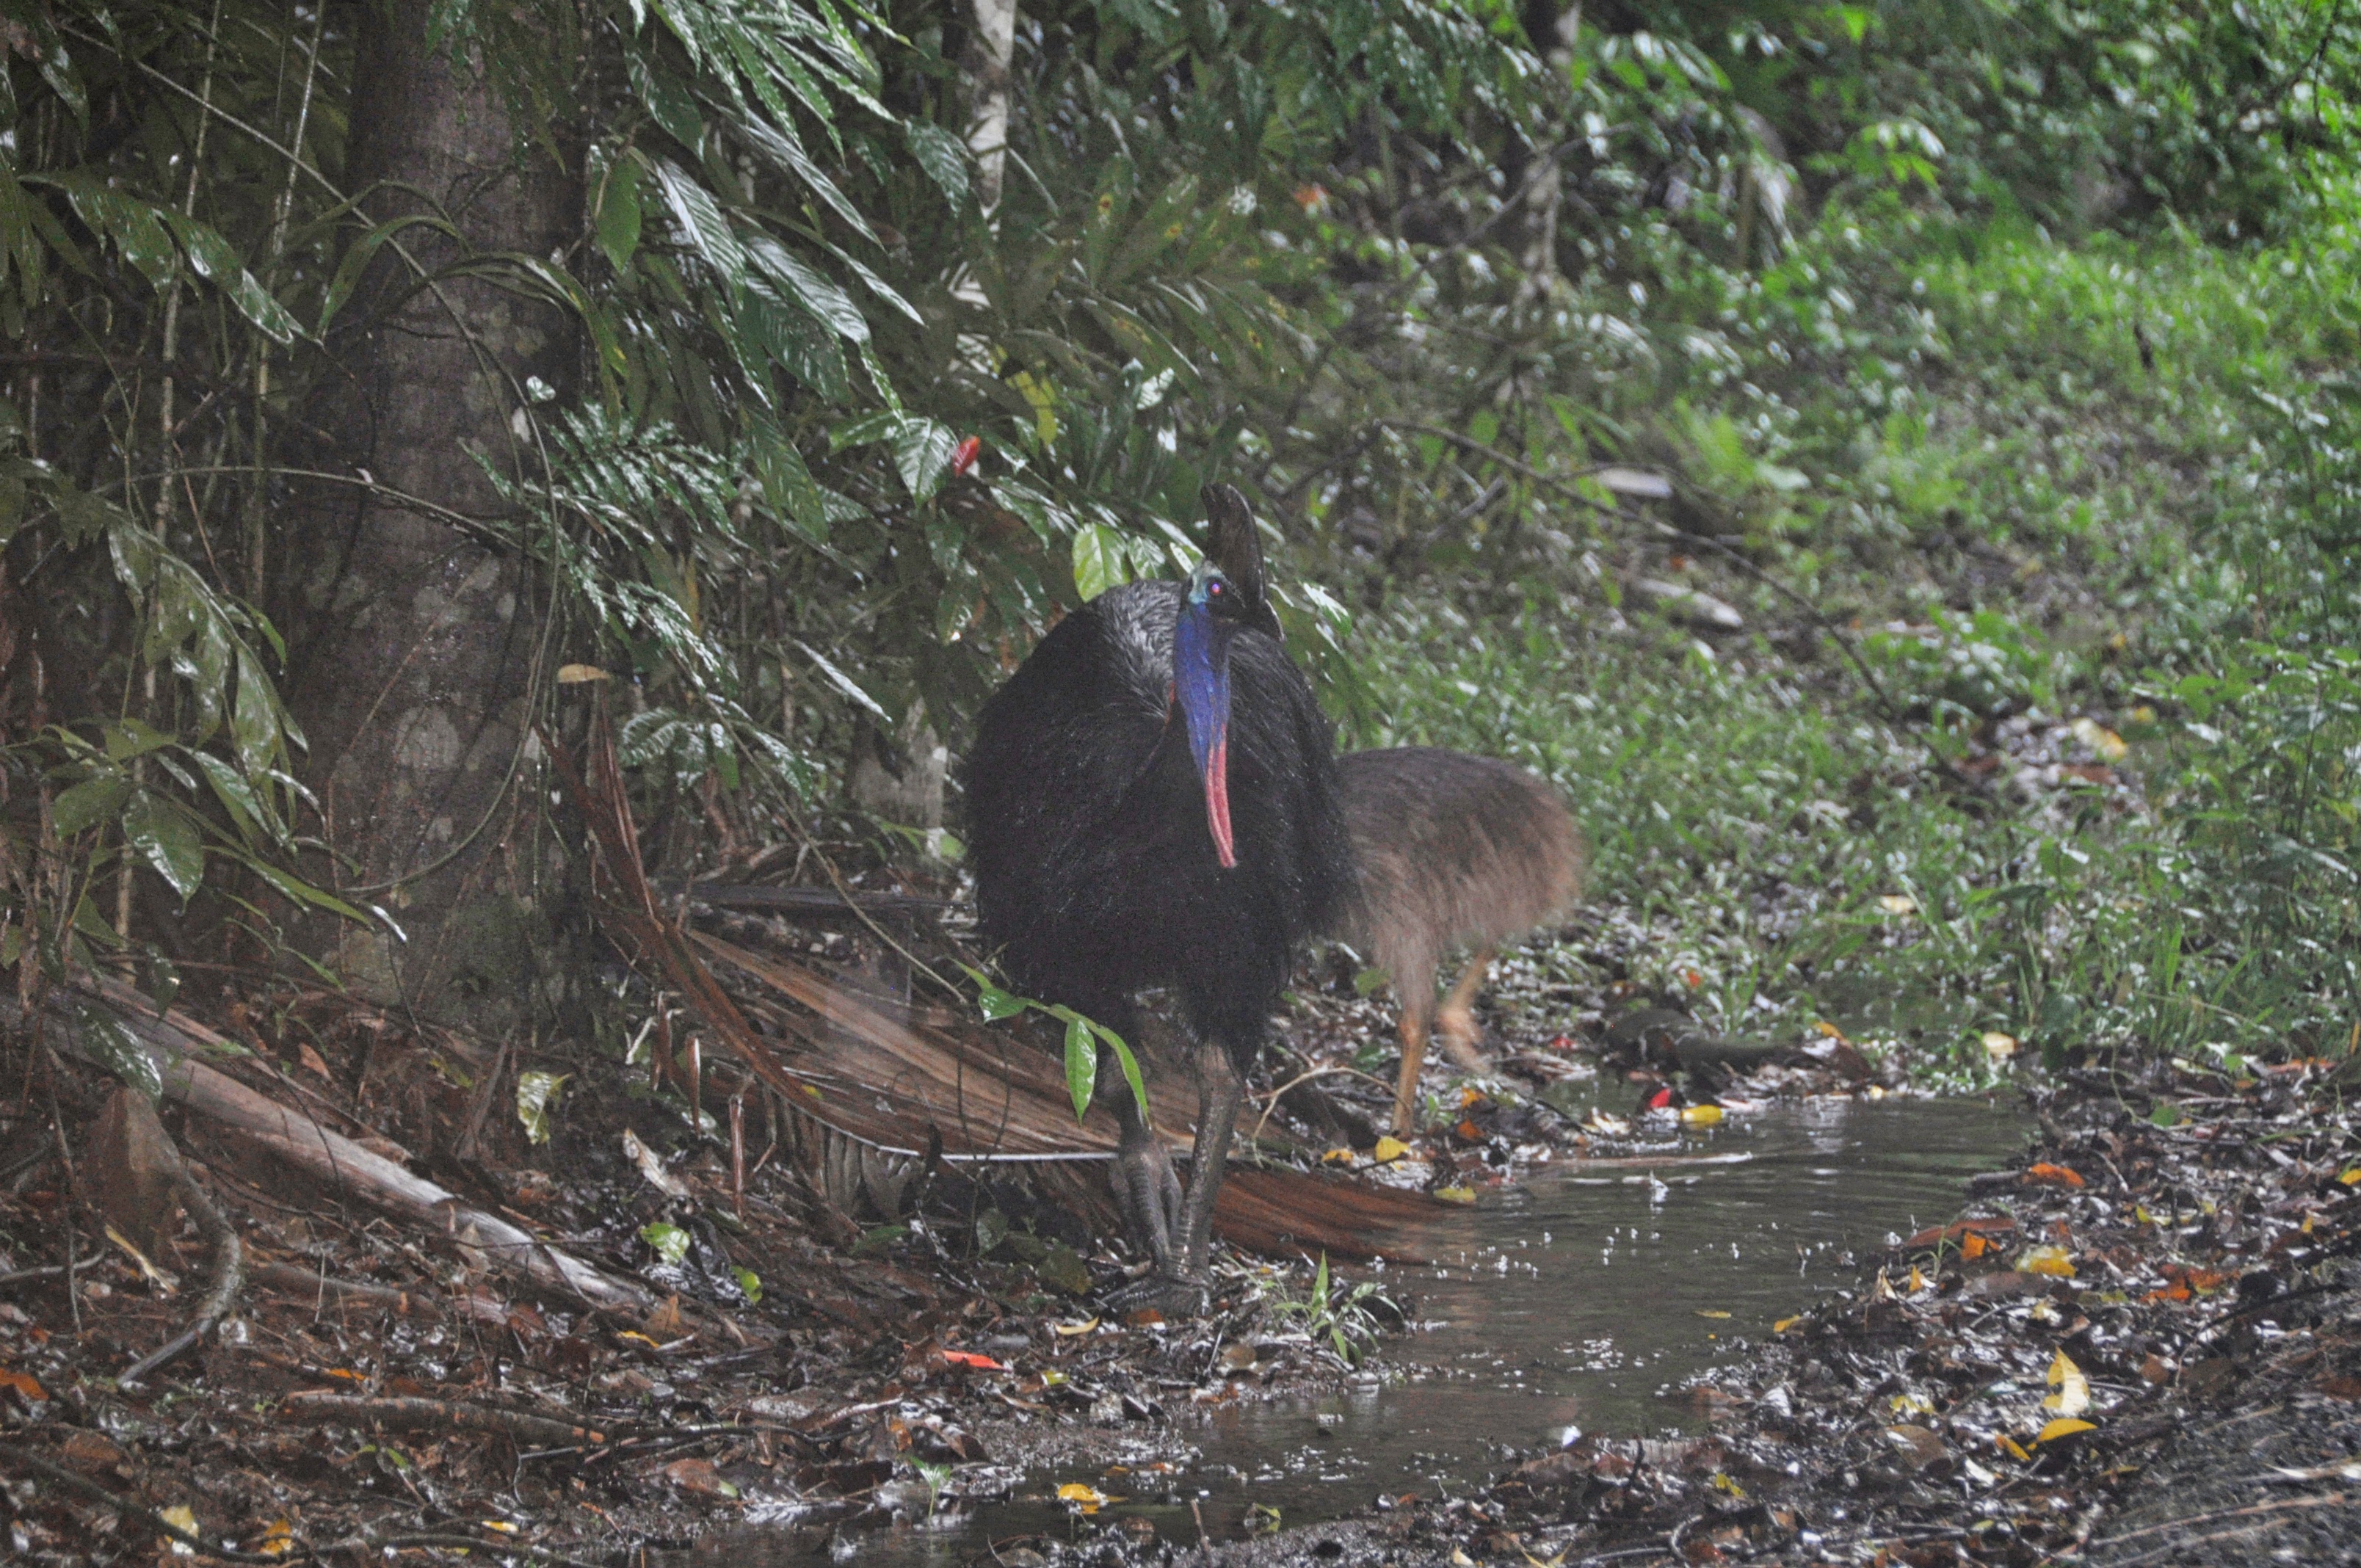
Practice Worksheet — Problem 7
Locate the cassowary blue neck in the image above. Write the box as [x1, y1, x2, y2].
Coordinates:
[1173, 599, 1237, 868]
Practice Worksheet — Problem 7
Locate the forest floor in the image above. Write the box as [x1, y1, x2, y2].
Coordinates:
[7, 940, 2359, 1568]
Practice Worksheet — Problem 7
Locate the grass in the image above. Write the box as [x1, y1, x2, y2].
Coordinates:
[1342, 195, 2361, 1079]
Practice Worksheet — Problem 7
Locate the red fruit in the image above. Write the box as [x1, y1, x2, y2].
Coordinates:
[952, 435, 982, 476]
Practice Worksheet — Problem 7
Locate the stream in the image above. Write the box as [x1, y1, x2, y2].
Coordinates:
[738, 1097, 2031, 1564]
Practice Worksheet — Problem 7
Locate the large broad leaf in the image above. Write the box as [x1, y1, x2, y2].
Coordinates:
[597, 156, 645, 273]
[73, 1001, 164, 1102]
[891, 417, 958, 504]
[1062, 1015, 1096, 1123]
[49, 774, 128, 838]
[750, 419, 828, 543]
[904, 120, 970, 208]
[652, 159, 748, 283]
[159, 211, 301, 344]
[123, 791, 204, 901]
[742, 233, 867, 341]
[1073, 522, 1132, 600]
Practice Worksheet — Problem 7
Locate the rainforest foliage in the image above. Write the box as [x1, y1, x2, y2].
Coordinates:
[2, 0, 2357, 1067]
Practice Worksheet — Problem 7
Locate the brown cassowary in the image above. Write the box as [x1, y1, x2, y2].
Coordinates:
[964, 485, 1352, 1307]
[1334, 748, 1584, 1136]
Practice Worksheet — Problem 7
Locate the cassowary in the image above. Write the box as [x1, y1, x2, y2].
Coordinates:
[1335, 747, 1584, 1136]
[965, 485, 1352, 1307]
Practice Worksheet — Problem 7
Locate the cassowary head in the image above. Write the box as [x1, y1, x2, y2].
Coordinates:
[1173, 484, 1283, 871]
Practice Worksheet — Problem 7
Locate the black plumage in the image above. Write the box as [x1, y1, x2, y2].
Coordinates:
[964, 486, 1352, 1301]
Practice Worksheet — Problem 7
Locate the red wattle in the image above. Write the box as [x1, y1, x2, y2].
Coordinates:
[1205, 734, 1236, 868]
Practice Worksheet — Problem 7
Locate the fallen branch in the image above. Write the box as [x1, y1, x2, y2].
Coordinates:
[254, 1259, 511, 1327]
[0, 1449, 294, 1564]
[120, 1164, 244, 1385]
[21, 983, 656, 1319]
[280, 1390, 608, 1448]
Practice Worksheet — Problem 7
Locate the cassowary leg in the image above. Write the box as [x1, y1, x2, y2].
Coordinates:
[1391, 1005, 1432, 1139]
[1436, 947, 1495, 1070]
[1105, 1045, 1183, 1275]
[1176, 1040, 1247, 1279]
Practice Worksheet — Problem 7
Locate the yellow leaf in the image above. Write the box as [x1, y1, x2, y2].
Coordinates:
[1058, 1482, 1121, 1514]
[254, 1520, 296, 1557]
[2019, 1246, 2077, 1278]
[1321, 1147, 1357, 1165]
[2044, 1350, 2091, 1417]
[1435, 1186, 1478, 1204]
[1680, 1104, 1724, 1127]
[482, 1522, 519, 1535]
[1774, 1315, 1804, 1333]
[1040, 1369, 1067, 1386]
[1459, 1086, 1488, 1108]
[2037, 1418, 2097, 1444]
[1996, 1433, 2032, 1462]
[556, 664, 612, 684]
[160, 1505, 200, 1556]
[2135, 1205, 2158, 1224]
[616, 1330, 661, 1349]
[2071, 716, 2128, 763]
[2341, 1166, 2361, 1186]
[1814, 1020, 1849, 1040]
[1908, 1265, 1928, 1293]
[1981, 1031, 2018, 1059]
[1878, 894, 1918, 915]
[1373, 1136, 1412, 1163]
[1695, 1309, 1731, 1319]
[1053, 1317, 1099, 1337]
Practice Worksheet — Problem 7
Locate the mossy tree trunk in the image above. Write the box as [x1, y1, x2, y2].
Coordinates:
[280, 0, 583, 1026]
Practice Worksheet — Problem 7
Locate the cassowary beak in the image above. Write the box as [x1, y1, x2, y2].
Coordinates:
[1175, 594, 1238, 869]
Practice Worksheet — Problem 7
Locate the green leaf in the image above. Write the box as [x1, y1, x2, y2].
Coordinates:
[73, 1001, 163, 1102]
[731, 1266, 763, 1304]
[976, 981, 1025, 1022]
[639, 1221, 692, 1266]
[1095, 1027, 1149, 1125]
[515, 1070, 570, 1145]
[651, 159, 747, 282]
[250, 860, 371, 923]
[750, 419, 827, 542]
[904, 120, 970, 208]
[596, 156, 645, 274]
[1063, 1015, 1097, 1123]
[159, 212, 300, 344]
[892, 417, 958, 504]
[123, 791, 204, 901]
[744, 233, 867, 342]
[189, 751, 272, 845]
[317, 213, 456, 332]
[1073, 522, 1131, 600]
[50, 774, 128, 838]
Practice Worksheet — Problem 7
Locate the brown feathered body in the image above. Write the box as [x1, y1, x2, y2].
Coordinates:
[1335, 747, 1584, 1133]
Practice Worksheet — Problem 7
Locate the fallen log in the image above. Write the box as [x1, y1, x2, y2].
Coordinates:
[280, 1390, 607, 1448]
[19, 982, 656, 1319]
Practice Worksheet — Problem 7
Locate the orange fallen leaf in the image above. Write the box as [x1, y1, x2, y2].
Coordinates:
[943, 1350, 1007, 1370]
[2025, 1162, 2086, 1188]
[0, 1368, 48, 1401]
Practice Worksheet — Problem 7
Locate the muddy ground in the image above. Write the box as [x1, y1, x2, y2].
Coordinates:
[4, 947, 2357, 1568]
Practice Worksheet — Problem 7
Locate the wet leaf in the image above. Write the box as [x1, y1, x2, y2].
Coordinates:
[1063, 1015, 1095, 1122]
[1321, 1147, 1357, 1165]
[1877, 893, 1918, 915]
[1073, 522, 1131, 601]
[2036, 1418, 2096, 1443]
[639, 1222, 691, 1266]
[1053, 1317, 1099, 1337]
[2025, 1161, 2086, 1188]
[73, 1001, 162, 1102]
[1695, 1309, 1730, 1319]
[159, 1505, 200, 1556]
[1681, 1104, 1724, 1127]
[943, 1350, 1006, 1370]
[1373, 1136, 1412, 1162]
[1774, 1315, 1804, 1333]
[2070, 716, 2128, 762]
[1435, 1186, 1477, 1203]
[662, 1458, 738, 1497]
[0, 1368, 48, 1401]
[515, 1070, 568, 1145]
[1981, 1031, 2019, 1059]
[556, 664, 612, 683]
[2043, 1349, 2091, 1416]
[252, 1519, 295, 1556]
[731, 1267, 761, 1304]
[1996, 1432, 2032, 1462]
[2018, 1245, 2076, 1277]
[1058, 1482, 1121, 1514]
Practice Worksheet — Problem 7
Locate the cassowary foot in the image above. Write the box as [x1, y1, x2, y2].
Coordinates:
[1102, 1270, 1210, 1318]
[1436, 1011, 1487, 1070]
[1110, 1141, 1186, 1275]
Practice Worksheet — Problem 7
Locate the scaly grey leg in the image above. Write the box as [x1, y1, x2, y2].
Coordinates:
[1176, 1039, 1247, 1280]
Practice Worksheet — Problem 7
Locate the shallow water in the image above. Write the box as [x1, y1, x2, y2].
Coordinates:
[741, 1097, 2030, 1564]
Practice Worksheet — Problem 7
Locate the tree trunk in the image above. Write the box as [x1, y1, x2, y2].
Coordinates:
[965, 0, 1018, 212]
[281, 1, 580, 1025]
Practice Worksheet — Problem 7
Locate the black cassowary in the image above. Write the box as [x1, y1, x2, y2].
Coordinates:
[965, 485, 1353, 1305]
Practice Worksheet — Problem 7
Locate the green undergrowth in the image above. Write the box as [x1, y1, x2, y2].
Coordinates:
[1345, 197, 2361, 1079]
